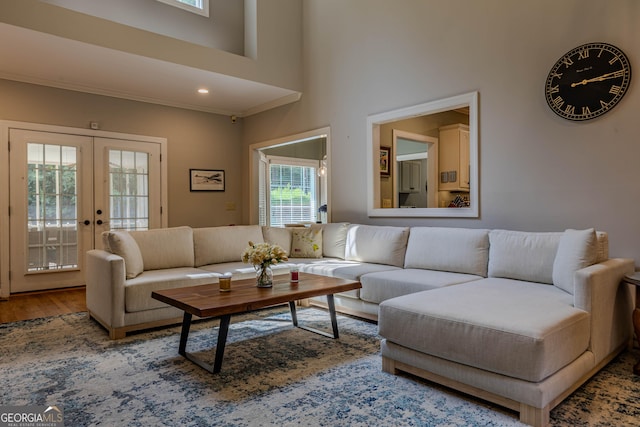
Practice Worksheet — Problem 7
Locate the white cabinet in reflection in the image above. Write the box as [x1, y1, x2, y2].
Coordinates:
[438, 124, 470, 192]
[400, 160, 421, 193]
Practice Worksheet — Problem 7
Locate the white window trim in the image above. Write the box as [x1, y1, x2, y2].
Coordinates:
[156, 0, 209, 17]
[248, 127, 331, 226]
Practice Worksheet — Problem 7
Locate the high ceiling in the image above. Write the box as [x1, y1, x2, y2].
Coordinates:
[0, 23, 300, 117]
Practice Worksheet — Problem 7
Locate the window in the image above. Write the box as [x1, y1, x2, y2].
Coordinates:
[267, 157, 319, 227]
[108, 149, 150, 231]
[156, 0, 209, 17]
[26, 143, 79, 271]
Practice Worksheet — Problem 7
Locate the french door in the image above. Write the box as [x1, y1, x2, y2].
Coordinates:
[8, 129, 161, 293]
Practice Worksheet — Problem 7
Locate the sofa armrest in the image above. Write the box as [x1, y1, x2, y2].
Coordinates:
[85, 249, 127, 329]
[573, 258, 634, 363]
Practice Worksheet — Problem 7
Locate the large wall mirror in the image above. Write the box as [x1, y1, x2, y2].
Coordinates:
[366, 91, 478, 217]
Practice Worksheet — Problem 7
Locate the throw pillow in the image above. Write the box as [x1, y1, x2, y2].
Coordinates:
[291, 228, 323, 258]
[552, 228, 598, 294]
[105, 231, 144, 279]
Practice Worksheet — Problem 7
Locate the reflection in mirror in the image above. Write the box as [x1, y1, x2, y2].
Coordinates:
[367, 92, 478, 218]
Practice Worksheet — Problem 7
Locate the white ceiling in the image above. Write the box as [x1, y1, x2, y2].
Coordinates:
[0, 23, 301, 117]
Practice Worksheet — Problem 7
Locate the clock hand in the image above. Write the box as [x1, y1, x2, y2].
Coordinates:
[571, 71, 622, 87]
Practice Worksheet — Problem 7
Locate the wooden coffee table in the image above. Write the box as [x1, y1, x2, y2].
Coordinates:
[151, 272, 361, 374]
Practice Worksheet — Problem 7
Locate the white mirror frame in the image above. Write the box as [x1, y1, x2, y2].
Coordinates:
[366, 91, 479, 218]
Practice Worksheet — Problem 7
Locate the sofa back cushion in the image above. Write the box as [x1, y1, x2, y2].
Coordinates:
[552, 228, 598, 294]
[262, 227, 293, 255]
[488, 230, 561, 284]
[404, 227, 490, 276]
[103, 230, 144, 279]
[311, 222, 349, 259]
[345, 225, 409, 267]
[130, 226, 195, 270]
[193, 225, 264, 267]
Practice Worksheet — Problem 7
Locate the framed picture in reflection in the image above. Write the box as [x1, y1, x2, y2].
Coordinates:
[380, 146, 391, 176]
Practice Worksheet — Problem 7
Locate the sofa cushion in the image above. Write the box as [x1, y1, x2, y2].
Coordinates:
[488, 230, 561, 284]
[311, 222, 349, 259]
[360, 268, 482, 304]
[404, 227, 490, 276]
[193, 225, 264, 267]
[290, 228, 323, 258]
[262, 227, 292, 255]
[124, 267, 219, 312]
[553, 228, 598, 294]
[378, 278, 589, 382]
[103, 231, 144, 279]
[130, 226, 195, 270]
[345, 225, 409, 267]
[301, 260, 401, 299]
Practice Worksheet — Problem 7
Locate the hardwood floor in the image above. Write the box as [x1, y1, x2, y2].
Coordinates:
[0, 286, 86, 324]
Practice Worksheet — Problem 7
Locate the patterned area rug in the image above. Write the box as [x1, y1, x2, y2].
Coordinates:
[1, 307, 639, 426]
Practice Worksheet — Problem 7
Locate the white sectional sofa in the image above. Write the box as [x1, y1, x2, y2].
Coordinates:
[85, 223, 633, 427]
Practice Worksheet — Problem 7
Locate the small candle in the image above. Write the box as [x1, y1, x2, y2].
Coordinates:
[219, 272, 232, 292]
[290, 265, 299, 283]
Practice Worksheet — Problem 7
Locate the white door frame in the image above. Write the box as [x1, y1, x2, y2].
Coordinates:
[0, 120, 168, 298]
[248, 127, 331, 226]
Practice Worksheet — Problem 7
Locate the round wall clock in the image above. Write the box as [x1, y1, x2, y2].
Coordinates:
[545, 42, 632, 121]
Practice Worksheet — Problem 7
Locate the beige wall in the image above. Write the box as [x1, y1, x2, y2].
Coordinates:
[42, 0, 245, 53]
[243, 0, 640, 263]
[0, 79, 243, 228]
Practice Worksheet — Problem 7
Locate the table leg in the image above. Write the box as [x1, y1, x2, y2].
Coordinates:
[289, 296, 339, 339]
[213, 315, 231, 373]
[178, 312, 192, 356]
[634, 288, 640, 375]
[178, 312, 231, 374]
[326, 294, 339, 339]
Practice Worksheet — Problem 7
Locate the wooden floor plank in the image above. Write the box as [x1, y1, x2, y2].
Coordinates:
[0, 287, 86, 323]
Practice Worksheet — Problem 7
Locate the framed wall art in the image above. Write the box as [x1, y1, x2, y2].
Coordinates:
[190, 169, 225, 192]
[380, 146, 391, 176]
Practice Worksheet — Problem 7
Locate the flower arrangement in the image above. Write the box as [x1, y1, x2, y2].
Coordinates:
[242, 241, 288, 287]
[242, 241, 289, 267]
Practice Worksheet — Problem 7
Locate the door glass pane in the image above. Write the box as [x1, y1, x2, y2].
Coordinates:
[109, 149, 150, 231]
[26, 143, 78, 271]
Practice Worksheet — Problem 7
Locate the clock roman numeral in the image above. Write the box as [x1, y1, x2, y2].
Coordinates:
[582, 106, 591, 116]
[549, 85, 559, 94]
[609, 56, 620, 65]
[551, 72, 563, 80]
[553, 96, 564, 108]
[564, 105, 575, 115]
[600, 100, 609, 109]
[562, 57, 574, 68]
[578, 49, 589, 59]
[610, 85, 621, 95]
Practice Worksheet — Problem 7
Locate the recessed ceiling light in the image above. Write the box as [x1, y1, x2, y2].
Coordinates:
[198, 88, 209, 94]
